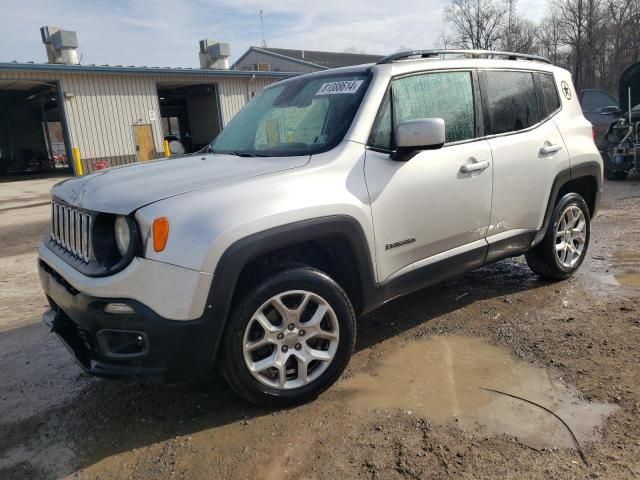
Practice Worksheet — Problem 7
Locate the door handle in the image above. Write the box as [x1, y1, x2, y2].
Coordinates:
[539, 143, 562, 155]
[460, 160, 490, 173]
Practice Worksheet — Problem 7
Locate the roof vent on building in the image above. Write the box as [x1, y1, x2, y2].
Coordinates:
[41, 26, 79, 65]
[199, 40, 230, 69]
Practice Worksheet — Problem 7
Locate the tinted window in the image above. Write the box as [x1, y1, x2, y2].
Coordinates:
[393, 72, 475, 143]
[581, 90, 618, 112]
[485, 71, 539, 135]
[539, 73, 560, 114]
[368, 90, 392, 150]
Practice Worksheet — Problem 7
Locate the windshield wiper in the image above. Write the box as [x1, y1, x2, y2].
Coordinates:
[228, 151, 270, 157]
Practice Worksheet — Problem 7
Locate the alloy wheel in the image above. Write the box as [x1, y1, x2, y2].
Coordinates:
[242, 290, 340, 390]
[555, 205, 587, 268]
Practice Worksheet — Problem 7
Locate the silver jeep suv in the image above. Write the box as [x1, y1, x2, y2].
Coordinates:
[39, 50, 602, 406]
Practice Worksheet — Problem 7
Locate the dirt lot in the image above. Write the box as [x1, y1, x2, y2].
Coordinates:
[1, 175, 639, 479]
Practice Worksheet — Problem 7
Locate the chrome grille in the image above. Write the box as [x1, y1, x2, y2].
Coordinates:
[51, 202, 93, 262]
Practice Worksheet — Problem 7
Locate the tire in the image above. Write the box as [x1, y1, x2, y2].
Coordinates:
[221, 267, 356, 407]
[604, 170, 628, 180]
[525, 193, 591, 280]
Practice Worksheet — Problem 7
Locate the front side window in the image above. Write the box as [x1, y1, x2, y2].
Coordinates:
[393, 72, 475, 143]
[211, 72, 370, 156]
[485, 71, 539, 135]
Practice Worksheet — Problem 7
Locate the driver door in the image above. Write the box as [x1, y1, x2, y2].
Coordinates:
[364, 70, 493, 282]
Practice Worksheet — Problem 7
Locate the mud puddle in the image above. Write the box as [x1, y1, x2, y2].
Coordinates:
[611, 249, 640, 288]
[339, 336, 616, 450]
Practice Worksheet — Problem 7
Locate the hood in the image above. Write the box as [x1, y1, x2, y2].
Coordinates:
[52, 153, 310, 214]
[619, 61, 640, 113]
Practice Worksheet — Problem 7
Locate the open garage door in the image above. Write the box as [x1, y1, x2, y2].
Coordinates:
[0, 79, 71, 178]
[157, 83, 222, 154]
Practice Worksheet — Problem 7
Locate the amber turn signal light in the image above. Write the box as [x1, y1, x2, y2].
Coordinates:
[152, 217, 170, 252]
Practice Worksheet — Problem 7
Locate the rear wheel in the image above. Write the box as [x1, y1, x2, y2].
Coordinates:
[525, 193, 590, 280]
[221, 267, 356, 406]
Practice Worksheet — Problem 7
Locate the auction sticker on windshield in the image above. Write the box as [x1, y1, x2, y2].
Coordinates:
[316, 80, 364, 95]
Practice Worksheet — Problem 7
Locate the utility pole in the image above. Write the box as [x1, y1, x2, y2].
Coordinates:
[506, 0, 517, 51]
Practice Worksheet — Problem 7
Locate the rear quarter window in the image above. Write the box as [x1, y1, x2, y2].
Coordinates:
[484, 71, 539, 135]
[539, 73, 560, 115]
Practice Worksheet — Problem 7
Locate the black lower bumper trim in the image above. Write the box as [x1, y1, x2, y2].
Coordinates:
[40, 260, 221, 382]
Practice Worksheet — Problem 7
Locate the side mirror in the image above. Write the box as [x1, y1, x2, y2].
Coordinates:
[600, 105, 621, 116]
[393, 118, 445, 160]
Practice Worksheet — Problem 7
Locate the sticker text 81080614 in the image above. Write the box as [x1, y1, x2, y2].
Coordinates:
[316, 80, 364, 96]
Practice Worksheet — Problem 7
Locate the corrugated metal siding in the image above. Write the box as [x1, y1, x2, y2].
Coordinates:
[235, 51, 320, 74]
[0, 68, 282, 168]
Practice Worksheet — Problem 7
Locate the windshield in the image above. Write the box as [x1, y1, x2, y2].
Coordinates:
[210, 71, 371, 157]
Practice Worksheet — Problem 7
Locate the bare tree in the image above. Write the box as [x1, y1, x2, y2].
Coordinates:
[500, 17, 539, 53]
[536, 7, 566, 65]
[552, 0, 605, 89]
[443, 0, 507, 49]
[441, 0, 640, 91]
[433, 32, 457, 49]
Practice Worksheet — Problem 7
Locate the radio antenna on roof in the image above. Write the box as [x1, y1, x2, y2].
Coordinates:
[260, 10, 267, 48]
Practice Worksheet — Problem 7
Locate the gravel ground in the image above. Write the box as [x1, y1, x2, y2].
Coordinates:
[0, 174, 639, 479]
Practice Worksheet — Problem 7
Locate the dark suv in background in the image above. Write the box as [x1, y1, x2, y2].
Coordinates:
[580, 88, 621, 148]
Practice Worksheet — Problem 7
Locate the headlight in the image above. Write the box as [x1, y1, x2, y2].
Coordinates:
[114, 215, 131, 256]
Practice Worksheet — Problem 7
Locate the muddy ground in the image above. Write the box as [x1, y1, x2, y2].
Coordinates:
[0, 175, 639, 479]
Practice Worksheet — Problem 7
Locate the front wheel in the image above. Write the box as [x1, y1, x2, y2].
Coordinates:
[221, 267, 356, 407]
[525, 193, 591, 280]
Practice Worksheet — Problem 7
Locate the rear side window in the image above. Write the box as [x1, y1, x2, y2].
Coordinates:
[539, 73, 560, 115]
[484, 71, 539, 135]
[393, 71, 475, 143]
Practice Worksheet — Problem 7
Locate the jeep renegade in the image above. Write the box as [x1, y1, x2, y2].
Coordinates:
[39, 50, 603, 406]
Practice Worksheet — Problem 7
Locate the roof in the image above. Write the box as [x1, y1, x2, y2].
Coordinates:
[232, 46, 384, 70]
[0, 61, 295, 78]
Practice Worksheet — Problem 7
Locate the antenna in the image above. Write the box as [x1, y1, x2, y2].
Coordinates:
[260, 10, 267, 48]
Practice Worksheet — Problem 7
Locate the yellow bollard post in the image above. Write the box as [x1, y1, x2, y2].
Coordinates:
[163, 140, 171, 158]
[72, 147, 84, 176]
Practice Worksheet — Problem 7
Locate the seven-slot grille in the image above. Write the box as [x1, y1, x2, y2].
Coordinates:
[51, 201, 93, 262]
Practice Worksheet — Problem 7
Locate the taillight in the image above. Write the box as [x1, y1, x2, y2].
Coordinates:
[592, 127, 597, 142]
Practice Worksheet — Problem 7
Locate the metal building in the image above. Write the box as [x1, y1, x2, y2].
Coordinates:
[0, 29, 292, 177]
[232, 47, 383, 73]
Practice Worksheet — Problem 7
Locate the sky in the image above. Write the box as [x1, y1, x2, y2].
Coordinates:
[0, 0, 549, 68]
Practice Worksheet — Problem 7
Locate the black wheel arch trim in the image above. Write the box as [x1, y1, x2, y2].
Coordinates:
[532, 160, 602, 246]
[203, 215, 379, 363]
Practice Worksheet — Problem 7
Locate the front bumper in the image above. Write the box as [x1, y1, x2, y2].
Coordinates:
[39, 259, 220, 382]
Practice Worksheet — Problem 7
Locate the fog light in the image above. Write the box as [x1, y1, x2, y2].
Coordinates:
[104, 302, 134, 314]
[97, 329, 148, 357]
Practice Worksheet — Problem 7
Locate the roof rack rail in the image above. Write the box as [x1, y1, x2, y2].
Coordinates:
[377, 49, 551, 65]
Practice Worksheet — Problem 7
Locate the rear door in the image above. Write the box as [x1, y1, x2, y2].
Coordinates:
[365, 70, 493, 281]
[480, 69, 570, 245]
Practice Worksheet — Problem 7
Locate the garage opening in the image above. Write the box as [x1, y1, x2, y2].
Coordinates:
[0, 79, 71, 178]
[156, 83, 222, 154]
